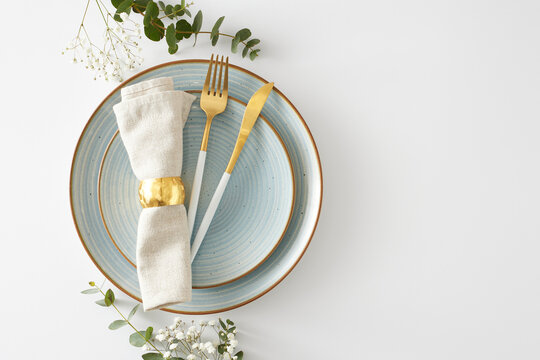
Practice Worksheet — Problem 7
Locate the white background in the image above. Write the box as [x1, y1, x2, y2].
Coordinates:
[1, 0, 540, 359]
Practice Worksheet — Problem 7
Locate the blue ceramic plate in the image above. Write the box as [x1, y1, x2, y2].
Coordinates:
[98, 94, 294, 288]
[71, 60, 322, 314]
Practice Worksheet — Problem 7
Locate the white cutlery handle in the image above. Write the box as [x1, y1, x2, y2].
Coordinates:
[190, 172, 231, 263]
[187, 150, 207, 237]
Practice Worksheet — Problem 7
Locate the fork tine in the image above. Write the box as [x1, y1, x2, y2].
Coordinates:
[223, 57, 229, 95]
[203, 54, 214, 94]
[210, 56, 219, 95]
[216, 56, 224, 96]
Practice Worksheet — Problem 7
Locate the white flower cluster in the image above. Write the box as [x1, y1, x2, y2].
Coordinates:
[144, 318, 240, 360]
[63, 11, 144, 82]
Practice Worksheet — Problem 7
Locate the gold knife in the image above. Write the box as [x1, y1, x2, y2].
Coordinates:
[190, 82, 274, 263]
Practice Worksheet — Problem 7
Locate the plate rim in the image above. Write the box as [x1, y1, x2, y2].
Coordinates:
[97, 92, 296, 289]
[70, 59, 323, 314]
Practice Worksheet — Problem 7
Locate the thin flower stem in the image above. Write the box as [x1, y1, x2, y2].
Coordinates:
[77, 0, 91, 37]
[94, 285, 163, 355]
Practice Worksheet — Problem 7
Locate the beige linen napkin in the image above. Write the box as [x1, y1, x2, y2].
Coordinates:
[113, 77, 196, 311]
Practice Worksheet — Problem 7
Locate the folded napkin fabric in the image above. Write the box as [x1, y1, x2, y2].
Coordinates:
[113, 77, 196, 311]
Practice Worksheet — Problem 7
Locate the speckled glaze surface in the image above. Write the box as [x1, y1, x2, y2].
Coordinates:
[71, 60, 323, 314]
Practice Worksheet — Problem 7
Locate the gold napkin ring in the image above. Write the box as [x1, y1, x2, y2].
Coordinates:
[138, 177, 185, 208]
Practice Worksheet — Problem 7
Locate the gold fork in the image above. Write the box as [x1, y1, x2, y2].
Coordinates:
[187, 54, 229, 236]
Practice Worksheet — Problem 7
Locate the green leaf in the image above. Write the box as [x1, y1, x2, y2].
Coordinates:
[226, 319, 234, 325]
[211, 34, 219, 46]
[104, 289, 115, 306]
[167, 43, 178, 53]
[130, 332, 147, 347]
[184, 8, 191, 17]
[132, 0, 148, 14]
[231, 38, 240, 53]
[191, 10, 202, 44]
[166, 23, 176, 46]
[176, 19, 192, 40]
[219, 319, 227, 330]
[81, 288, 99, 294]
[128, 303, 140, 320]
[145, 326, 153, 340]
[95, 299, 108, 307]
[158, 0, 165, 10]
[242, 45, 249, 58]
[217, 344, 226, 354]
[142, 354, 164, 360]
[89, 281, 95, 286]
[211, 16, 225, 39]
[249, 49, 260, 60]
[228, 326, 236, 333]
[116, 0, 133, 14]
[235, 28, 251, 42]
[245, 38, 260, 47]
[144, 19, 165, 41]
[165, 4, 174, 19]
[173, 4, 184, 17]
[109, 320, 128, 330]
[235, 351, 244, 360]
[143, 1, 158, 26]
[111, 0, 122, 8]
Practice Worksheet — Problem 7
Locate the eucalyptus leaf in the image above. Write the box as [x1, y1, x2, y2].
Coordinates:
[128, 303, 141, 320]
[95, 299, 108, 307]
[158, 0, 165, 11]
[173, 4, 184, 17]
[132, 0, 148, 14]
[231, 38, 240, 53]
[104, 289, 115, 306]
[211, 33, 219, 46]
[191, 10, 202, 44]
[111, 0, 122, 8]
[245, 38, 260, 47]
[234, 28, 251, 42]
[242, 45, 249, 58]
[219, 319, 227, 329]
[145, 326, 153, 340]
[217, 344, 226, 354]
[249, 49, 260, 60]
[109, 320, 128, 330]
[116, 0, 133, 14]
[143, 1, 158, 26]
[211, 16, 225, 39]
[129, 332, 147, 347]
[218, 330, 227, 341]
[165, 4, 174, 19]
[168, 44, 178, 54]
[176, 19, 192, 40]
[235, 351, 244, 360]
[81, 288, 99, 294]
[184, 8, 191, 17]
[226, 319, 234, 325]
[142, 354, 164, 360]
[166, 23, 176, 46]
[144, 19, 165, 41]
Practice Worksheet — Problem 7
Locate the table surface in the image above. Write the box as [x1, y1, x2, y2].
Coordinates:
[2, 0, 540, 359]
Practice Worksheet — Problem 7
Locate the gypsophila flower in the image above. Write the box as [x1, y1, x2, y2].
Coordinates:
[170, 343, 178, 350]
[230, 339, 238, 347]
[227, 333, 235, 340]
[163, 351, 171, 359]
[208, 320, 216, 326]
[187, 355, 196, 360]
[64, 1, 143, 82]
[176, 331, 185, 340]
